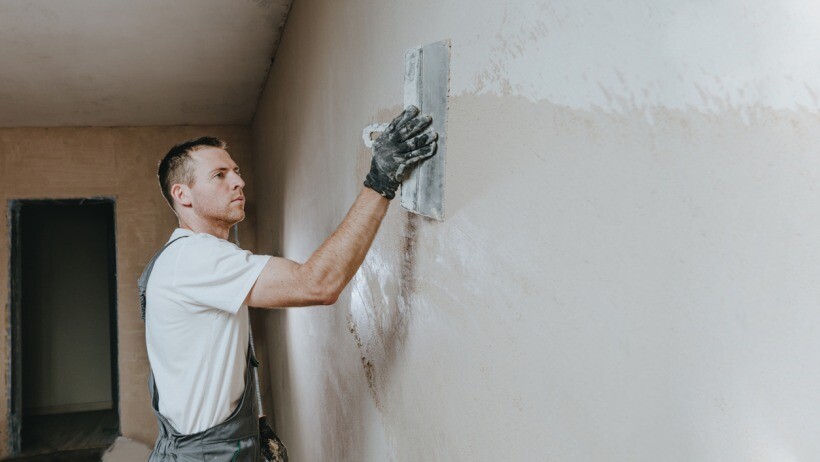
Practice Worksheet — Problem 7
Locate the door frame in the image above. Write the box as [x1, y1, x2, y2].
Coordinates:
[6, 197, 119, 455]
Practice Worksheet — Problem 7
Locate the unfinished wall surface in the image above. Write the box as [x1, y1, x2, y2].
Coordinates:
[252, 0, 820, 460]
[0, 126, 255, 455]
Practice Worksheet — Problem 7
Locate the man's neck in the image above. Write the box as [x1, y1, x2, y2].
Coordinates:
[178, 217, 231, 240]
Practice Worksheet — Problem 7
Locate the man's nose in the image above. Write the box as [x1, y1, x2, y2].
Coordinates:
[231, 172, 245, 189]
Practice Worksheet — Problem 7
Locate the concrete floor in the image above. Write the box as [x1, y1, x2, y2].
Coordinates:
[0, 409, 137, 462]
[2, 436, 153, 462]
[21, 410, 118, 453]
[101, 437, 151, 462]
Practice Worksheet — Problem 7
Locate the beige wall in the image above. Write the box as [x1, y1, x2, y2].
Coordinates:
[0, 126, 255, 454]
[251, 0, 820, 460]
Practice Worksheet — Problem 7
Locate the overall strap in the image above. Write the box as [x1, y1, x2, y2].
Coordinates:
[138, 235, 189, 321]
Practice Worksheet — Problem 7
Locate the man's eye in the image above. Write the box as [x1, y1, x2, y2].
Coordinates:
[214, 172, 223, 178]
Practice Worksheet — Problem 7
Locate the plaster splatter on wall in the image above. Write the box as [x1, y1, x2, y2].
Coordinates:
[347, 210, 420, 414]
[346, 319, 379, 409]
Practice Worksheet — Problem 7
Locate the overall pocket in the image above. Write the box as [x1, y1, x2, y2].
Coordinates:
[202, 435, 259, 462]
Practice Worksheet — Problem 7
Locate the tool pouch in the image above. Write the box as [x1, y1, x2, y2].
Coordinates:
[259, 416, 288, 462]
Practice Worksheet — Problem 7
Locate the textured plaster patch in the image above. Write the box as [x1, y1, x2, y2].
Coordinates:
[455, 1, 820, 114]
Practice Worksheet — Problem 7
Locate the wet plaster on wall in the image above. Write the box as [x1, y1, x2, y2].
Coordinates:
[345, 115, 433, 456]
[0, 126, 255, 457]
[339, 105, 421, 458]
[347, 104, 427, 420]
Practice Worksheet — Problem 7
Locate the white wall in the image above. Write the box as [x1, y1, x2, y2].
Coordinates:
[251, 1, 820, 460]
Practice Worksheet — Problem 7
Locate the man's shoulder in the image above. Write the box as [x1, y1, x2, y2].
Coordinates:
[167, 232, 258, 270]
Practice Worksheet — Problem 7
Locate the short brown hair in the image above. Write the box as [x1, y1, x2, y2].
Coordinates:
[157, 136, 228, 210]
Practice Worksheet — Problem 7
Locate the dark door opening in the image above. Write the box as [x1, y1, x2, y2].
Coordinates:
[8, 199, 120, 460]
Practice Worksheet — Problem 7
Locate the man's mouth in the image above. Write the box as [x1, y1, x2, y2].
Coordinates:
[232, 197, 245, 203]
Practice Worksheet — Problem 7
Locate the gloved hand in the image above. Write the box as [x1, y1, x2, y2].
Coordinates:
[364, 105, 438, 199]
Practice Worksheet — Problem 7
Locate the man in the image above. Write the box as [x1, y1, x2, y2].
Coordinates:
[139, 105, 437, 461]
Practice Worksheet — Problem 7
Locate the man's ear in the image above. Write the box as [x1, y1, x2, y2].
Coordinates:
[171, 183, 193, 208]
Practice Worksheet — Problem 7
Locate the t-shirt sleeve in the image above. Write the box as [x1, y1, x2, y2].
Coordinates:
[172, 236, 271, 315]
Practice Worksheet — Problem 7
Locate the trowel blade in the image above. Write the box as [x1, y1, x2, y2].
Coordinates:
[401, 39, 450, 221]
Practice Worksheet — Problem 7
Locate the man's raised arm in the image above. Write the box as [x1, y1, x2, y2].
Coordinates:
[246, 105, 437, 309]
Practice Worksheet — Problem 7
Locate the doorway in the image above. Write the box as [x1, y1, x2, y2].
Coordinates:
[8, 198, 120, 459]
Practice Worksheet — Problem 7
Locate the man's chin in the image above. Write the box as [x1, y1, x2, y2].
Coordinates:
[229, 212, 245, 225]
[215, 211, 245, 228]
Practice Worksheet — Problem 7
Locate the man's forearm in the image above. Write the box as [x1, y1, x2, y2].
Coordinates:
[301, 187, 390, 302]
[293, 105, 436, 305]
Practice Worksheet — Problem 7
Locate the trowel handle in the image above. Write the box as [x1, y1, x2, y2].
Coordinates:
[362, 123, 389, 148]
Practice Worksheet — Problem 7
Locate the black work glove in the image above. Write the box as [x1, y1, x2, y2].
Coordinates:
[259, 416, 288, 462]
[364, 105, 438, 199]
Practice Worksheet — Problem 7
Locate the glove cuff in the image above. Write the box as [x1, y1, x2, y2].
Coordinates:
[363, 172, 399, 200]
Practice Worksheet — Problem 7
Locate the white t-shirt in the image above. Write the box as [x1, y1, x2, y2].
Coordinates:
[145, 228, 271, 434]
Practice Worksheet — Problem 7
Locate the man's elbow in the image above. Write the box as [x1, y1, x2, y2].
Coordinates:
[301, 279, 339, 306]
[315, 285, 340, 306]
[322, 291, 340, 306]
[297, 264, 342, 306]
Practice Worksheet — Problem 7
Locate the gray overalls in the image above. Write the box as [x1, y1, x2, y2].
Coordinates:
[138, 236, 261, 462]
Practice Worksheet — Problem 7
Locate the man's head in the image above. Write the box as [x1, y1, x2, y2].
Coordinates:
[158, 136, 246, 228]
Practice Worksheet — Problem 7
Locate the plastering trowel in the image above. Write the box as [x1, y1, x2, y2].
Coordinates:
[363, 39, 450, 221]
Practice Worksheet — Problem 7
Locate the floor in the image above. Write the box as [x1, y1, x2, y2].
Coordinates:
[3, 409, 120, 462]
[101, 437, 152, 462]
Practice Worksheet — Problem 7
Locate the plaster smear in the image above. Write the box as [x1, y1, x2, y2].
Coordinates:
[453, 0, 820, 113]
[345, 111, 424, 455]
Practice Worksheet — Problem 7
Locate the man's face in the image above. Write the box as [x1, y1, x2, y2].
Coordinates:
[186, 147, 246, 226]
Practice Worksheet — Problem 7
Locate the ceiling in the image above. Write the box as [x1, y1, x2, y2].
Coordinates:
[0, 0, 291, 127]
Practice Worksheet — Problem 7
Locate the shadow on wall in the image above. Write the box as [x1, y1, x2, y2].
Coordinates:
[260, 287, 292, 435]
